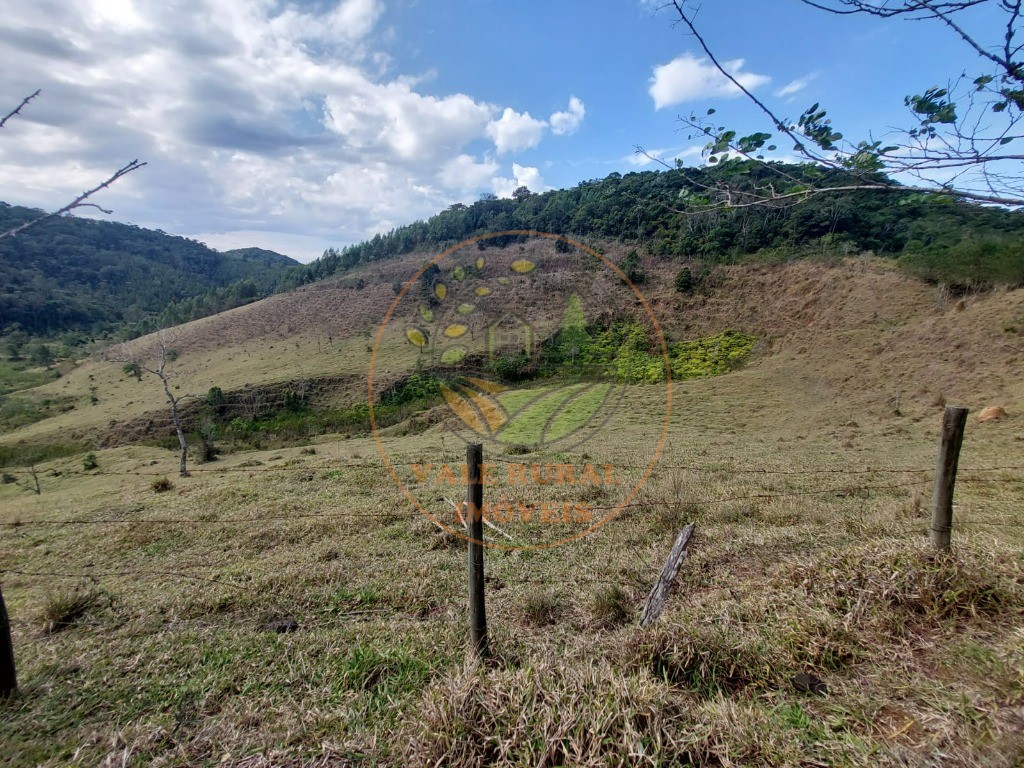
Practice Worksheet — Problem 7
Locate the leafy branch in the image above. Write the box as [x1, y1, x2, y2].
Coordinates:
[651, 0, 1024, 210]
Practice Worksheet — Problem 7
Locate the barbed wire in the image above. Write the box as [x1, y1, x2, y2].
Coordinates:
[3, 456, 1022, 480]
[1, 567, 259, 592]
[956, 475, 1024, 484]
[0, 480, 937, 529]
[4, 519, 1019, 604]
[1, 507, 420, 528]
[6, 469, 1024, 530]
[478, 453, 937, 475]
[578, 479, 935, 512]
[5, 610, 407, 632]
[0, 461, 386, 477]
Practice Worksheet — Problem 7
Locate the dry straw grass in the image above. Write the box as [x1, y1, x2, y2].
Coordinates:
[1, 256, 1023, 766]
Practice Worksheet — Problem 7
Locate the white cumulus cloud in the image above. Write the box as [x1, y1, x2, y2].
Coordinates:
[649, 52, 770, 109]
[492, 163, 547, 198]
[775, 73, 817, 98]
[439, 154, 500, 191]
[0, 0, 584, 262]
[549, 96, 586, 136]
[486, 108, 548, 154]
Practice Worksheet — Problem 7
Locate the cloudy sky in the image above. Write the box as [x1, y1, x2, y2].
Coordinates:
[0, 0, 993, 261]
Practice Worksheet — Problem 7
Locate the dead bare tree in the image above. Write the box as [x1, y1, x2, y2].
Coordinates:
[0, 90, 146, 239]
[15, 465, 41, 495]
[239, 388, 264, 421]
[105, 331, 193, 477]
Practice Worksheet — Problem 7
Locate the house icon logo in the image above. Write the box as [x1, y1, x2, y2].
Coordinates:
[487, 314, 533, 359]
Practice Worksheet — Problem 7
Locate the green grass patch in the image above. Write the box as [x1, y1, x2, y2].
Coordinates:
[497, 384, 589, 445]
[0, 359, 55, 398]
[0, 394, 77, 432]
[335, 644, 433, 709]
[0, 441, 85, 468]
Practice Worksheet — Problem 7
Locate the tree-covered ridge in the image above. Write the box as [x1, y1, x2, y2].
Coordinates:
[287, 162, 1024, 289]
[0, 203, 298, 338]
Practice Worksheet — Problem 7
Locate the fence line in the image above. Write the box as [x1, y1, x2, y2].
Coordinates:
[5, 471, 1023, 530]
[2, 508, 421, 528]
[0, 462, 386, 477]
[1, 567, 259, 592]
[1, 476, 941, 530]
[3, 459, 1023, 480]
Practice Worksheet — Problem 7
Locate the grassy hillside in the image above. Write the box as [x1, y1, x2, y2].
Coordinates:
[0, 203, 298, 339]
[0, 243, 1022, 765]
[2, 243, 1021, 458]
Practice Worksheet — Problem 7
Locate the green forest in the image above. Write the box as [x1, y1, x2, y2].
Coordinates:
[0, 203, 297, 339]
[286, 162, 1024, 290]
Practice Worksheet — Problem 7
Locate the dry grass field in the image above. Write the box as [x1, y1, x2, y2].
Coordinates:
[1, 252, 1023, 766]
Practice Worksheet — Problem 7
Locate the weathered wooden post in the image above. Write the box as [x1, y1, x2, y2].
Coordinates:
[931, 405, 968, 551]
[0, 584, 17, 697]
[640, 523, 695, 628]
[466, 443, 488, 658]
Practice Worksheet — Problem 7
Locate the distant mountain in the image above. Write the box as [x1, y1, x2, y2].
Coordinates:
[220, 247, 298, 270]
[0, 203, 300, 338]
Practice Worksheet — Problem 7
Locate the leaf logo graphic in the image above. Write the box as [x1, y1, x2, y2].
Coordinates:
[440, 380, 508, 435]
[498, 382, 614, 446]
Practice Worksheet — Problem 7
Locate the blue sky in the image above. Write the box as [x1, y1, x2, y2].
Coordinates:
[0, 0, 995, 261]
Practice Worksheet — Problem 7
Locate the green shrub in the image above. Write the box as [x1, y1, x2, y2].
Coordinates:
[670, 330, 756, 380]
[617, 249, 645, 285]
[205, 386, 224, 408]
[900, 235, 1024, 287]
[282, 390, 309, 413]
[379, 373, 443, 406]
[488, 350, 534, 382]
[674, 267, 694, 293]
[82, 453, 98, 471]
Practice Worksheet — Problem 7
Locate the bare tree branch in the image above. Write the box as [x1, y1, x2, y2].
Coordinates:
[0, 160, 147, 239]
[0, 89, 41, 129]
[798, 1, 986, 19]
[0, 91, 147, 238]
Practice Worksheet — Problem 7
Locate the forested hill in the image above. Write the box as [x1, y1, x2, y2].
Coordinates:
[287, 162, 1024, 290]
[0, 203, 298, 338]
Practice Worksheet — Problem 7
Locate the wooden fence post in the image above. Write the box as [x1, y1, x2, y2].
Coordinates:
[466, 443, 488, 659]
[640, 523, 695, 628]
[931, 405, 968, 551]
[0, 584, 16, 697]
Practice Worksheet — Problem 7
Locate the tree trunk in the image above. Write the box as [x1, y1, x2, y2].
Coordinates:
[178, 432, 188, 478]
[162, 376, 189, 477]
